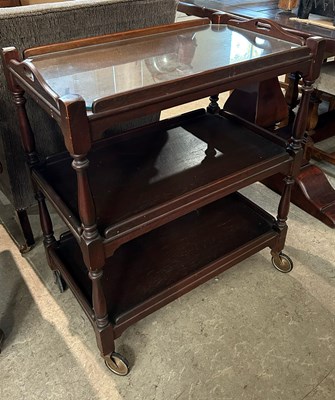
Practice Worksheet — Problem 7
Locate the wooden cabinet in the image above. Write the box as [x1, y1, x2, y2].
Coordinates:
[1, 17, 325, 374]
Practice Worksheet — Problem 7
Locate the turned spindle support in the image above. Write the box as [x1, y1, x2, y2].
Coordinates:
[1, 48, 39, 168]
[89, 270, 109, 330]
[71, 152, 109, 334]
[59, 95, 110, 342]
[207, 94, 220, 114]
[35, 190, 55, 247]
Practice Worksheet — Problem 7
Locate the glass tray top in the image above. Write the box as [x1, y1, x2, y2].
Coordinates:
[28, 23, 299, 109]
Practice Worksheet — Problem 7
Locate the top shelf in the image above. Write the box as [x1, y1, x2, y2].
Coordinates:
[3, 17, 324, 149]
[5, 17, 316, 128]
[26, 21, 300, 110]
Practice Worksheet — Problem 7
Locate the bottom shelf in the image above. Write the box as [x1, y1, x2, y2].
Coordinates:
[49, 192, 280, 335]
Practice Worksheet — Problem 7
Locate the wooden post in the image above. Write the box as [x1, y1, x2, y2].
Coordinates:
[1, 47, 39, 167]
[58, 96, 110, 343]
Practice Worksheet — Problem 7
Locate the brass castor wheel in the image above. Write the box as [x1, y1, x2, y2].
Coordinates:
[271, 252, 293, 273]
[105, 352, 129, 376]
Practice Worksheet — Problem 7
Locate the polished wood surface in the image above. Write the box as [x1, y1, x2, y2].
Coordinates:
[2, 19, 324, 372]
[38, 110, 291, 254]
[53, 192, 278, 333]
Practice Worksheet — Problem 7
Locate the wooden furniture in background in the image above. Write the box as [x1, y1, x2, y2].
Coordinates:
[278, 0, 298, 11]
[275, 37, 335, 227]
[2, 17, 324, 374]
[178, 1, 335, 228]
[303, 61, 335, 165]
[0, 0, 21, 6]
[298, 0, 335, 25]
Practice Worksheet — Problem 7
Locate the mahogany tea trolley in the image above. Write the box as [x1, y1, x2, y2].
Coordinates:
[1, 17, 325, 374]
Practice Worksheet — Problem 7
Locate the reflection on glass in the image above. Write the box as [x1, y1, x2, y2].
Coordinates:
[145, 33, 197, 81]
[29, 24, 299, 109]
[230, 31, 261, 63]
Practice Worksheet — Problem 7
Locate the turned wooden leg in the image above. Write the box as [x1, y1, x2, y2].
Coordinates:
[306, 90, 322, 132]
[35, 191, 55, 247]
[35, 190, 67, 292]
[275, 176, 294, 247]
[88, 268, 127, 374]
[284, 72, 299, 110]
[2, 49, 39, 251]
[71, 153, 121, 368]
[0, 329, 4, 353]
[16, 209, 35, 253]
[207, 94, 220, 114]
[89, 270, 109, 330]
[271, 176, 294, 273]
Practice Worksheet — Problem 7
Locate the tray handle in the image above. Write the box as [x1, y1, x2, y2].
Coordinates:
[8, 57, 60, 113]
[224, 17, 305, 46]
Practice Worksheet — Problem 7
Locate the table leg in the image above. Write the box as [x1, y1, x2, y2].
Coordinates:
[0, 329, 4, 353]
[16, 209, 35, 253]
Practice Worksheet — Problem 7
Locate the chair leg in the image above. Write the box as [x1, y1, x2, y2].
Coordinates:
[0, 329, 4, 353]
[16, 209, 35, 252]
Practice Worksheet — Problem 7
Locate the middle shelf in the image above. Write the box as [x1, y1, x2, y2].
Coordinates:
[33, 109, 292, 249]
